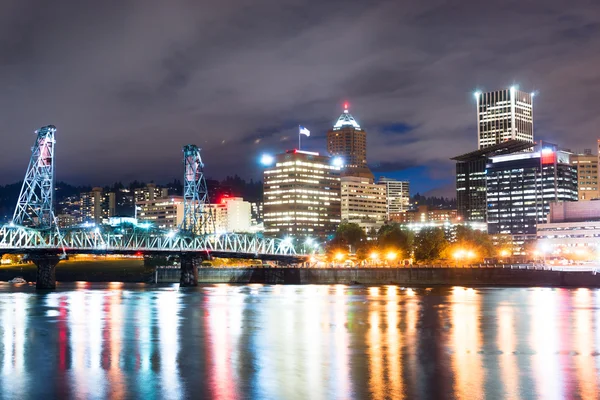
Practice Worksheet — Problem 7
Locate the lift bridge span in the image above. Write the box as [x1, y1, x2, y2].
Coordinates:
[0, 125, 304, 289]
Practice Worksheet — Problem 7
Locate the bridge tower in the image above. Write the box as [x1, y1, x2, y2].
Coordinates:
[12, 125, 62, 289]
[181, 145, 213, 235]
[13, 125, 57, 229]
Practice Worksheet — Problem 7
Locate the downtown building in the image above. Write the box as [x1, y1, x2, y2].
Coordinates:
[327, 105, 373, 178]
[475, 87, 534, 149]
[453, 140, 533, 222]
[263, 150, 341, 238]
[378, 177, 410, 219]
[486, 144, 578, 244]
[80, 187, 116, 224]
[537, 201, 600, 261]
[340, 176, 387, 233]
[569, 145, 600, 201]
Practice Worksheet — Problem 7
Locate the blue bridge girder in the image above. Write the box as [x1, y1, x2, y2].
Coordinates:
[0, 224, 305, 262]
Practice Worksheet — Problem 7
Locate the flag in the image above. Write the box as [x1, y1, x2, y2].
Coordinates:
[299, 126, 310, 137]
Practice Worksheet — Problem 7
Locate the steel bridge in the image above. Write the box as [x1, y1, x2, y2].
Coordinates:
[0, 125, 304, 289]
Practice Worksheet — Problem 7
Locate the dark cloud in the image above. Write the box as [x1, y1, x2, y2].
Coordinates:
[0, 0, 599, 190]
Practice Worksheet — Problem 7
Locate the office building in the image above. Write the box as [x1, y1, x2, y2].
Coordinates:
[340, 176, 387, 232]
[80, 187, 115, 224]
[134, 183, 168, 203]
[378, 177, 410, 218]
[453, 140, 533, 222]
[475, 87, 534, 149]
[137, 196, 184, 230]
[206, 197, 252, 233]
[570, 149, 599, 200]
[263, 150, 341, 238]
[327, 105, 373, 178]
[390, 205, 458, 224]
[486, 144, 578, 242]
[537, 201, 600, 261]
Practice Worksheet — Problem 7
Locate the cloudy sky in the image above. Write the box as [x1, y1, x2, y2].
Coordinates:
[1, 0, 599, 195]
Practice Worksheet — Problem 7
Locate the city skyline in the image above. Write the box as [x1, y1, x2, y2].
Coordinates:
[0, 1, 599, 197]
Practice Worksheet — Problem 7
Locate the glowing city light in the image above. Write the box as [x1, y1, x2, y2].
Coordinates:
[370, 252, 379, 260]
[332, 157, 344, 167]
[473, 91, 481, 98]
[335, 252, 345, 261]
[260, 154, 274, 166]
[386, 251, 397, 261]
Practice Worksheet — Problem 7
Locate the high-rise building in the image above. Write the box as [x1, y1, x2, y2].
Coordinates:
[475, 87, 534, 149]
[390, 205, 458, 224]
[134, 183, 168, 203]
[340, 176, 387, 232]
[570, 149, 599, 201]
[378, 178, 410, 218]
[453, 140, 533, 222]
[80, 187, 115, 224]
[327, 104, 373, 178]
[137, 196, 184, 230]
[486, 144, 578, 244]
[263, 150, 341, 238]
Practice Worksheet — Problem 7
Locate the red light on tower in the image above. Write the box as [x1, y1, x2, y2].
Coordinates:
[344, 102, 349, 110]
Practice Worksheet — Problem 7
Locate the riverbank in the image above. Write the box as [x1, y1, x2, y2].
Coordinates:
[157, 267, 600, 287]
[0, 259, 150, 283]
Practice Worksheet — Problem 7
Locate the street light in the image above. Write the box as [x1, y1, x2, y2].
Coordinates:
[335, 252, 344, 261]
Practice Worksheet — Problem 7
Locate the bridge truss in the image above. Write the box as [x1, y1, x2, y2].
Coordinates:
[0, 224, 299, 260]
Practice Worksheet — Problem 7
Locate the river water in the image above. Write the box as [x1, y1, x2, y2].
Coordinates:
[0, 283, 598, 399]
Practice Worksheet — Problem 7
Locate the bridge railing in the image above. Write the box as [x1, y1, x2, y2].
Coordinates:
[0, 224, 299, 256]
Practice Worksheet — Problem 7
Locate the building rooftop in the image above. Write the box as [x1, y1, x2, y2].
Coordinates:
[333, 104, 361, 130]
[451, 140, 533, 162]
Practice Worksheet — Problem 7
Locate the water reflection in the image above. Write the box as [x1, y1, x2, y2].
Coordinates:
[0, 284, 598, 399]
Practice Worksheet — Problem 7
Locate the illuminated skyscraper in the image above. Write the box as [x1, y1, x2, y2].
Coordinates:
[263, 150, 341, 238]
[327, 104, 373, 178]
[475, 87, 534, 149]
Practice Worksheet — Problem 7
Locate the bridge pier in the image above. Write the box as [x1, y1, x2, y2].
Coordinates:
[180, 254, 198, 287]
[30, 254, 62, 290]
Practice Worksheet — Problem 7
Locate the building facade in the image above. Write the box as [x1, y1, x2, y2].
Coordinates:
[537, 201, 600, 262]
[205, 197, 252, 233]
[263, 150, 341, 238]
[340, 176, 387, 232]
[80, 187, 115, 224]
[453, 140, 533, 222]
[327, 105, 373, 178]
[570, 150, 599, 200]
[475, 88, 534, 149]
[378, 178, 410, 218]
[134, 183, 168, 203]
[486, 146, 578, 241]
[137, 196, 184, 230]
[390, 206, 458, 224]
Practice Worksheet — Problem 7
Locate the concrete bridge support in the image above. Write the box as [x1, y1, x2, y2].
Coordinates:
[30, 254, 62, 290]
[179, 253, 199, 287]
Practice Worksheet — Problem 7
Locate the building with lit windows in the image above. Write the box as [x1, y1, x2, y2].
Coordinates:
[378, 177, 410, 218]
[475, 87, 534, 149]
[390, 206, 458, 224]
[327, 104, 373, 178]
[486, 144, 578, 243]
[80, 187, 115, 224]
[537, 201, 600, 262]
[134, 183, 168, 203]
[340, 176, 387, 232]
[205, 197, 252, 233]
[570, 149, 599, 200]
[263, 150, 341, 238]
[453, 140, 532, 222]
[137, 196, 184, 230]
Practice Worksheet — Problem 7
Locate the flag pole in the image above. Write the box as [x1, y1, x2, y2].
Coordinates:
[298, 126, 301, 150]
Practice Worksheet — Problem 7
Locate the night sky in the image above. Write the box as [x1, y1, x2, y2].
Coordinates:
[1, 1, 599, 195]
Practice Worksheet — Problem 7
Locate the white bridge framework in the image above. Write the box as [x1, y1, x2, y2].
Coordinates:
[0, 224, 299, 260]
